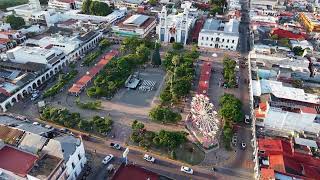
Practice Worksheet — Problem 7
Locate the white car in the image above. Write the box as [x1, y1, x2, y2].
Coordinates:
[32, 122, 40, 126]
[102, 154, 114, 164]
[212, 53, 218, 57]
[241, 142, 247, 149]
[143, 154, 155, 163]
[244, 115, 250, 124]
[181, 166, 193, 174]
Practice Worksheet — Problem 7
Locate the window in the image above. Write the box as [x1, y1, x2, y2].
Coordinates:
[231, 46, 233, 49]
[227, 39, 229, 43]
[71, 162, 75, 169]
[222, 39, 224, 42]
[202, 36, 204, 40]
[216, 37, 219, 42]
[206, 37, 209, 40]
[226, 46, 228, 48]
[78, 154, 81, 161]
[210, 44, 212, 46]
[232, 40, 235, 43]
[211, 37, 214, 41]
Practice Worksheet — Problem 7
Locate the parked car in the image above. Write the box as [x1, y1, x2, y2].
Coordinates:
[143, 154, 155, 163]
[102, 154, 114, 164]
[244, 115, 250, 124]
[241, 142, 246, 150]
[31, 93, 40, 101]
[181, 166, 193, 174]
[32, 122, 40, 126]
[109, 143, 121, 150]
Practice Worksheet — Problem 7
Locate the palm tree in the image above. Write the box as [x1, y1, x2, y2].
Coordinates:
[171, 55, 180, 92]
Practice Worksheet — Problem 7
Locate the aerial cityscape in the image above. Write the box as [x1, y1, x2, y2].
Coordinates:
[0, 0, 319, 179]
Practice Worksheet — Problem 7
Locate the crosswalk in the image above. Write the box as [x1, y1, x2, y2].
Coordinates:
[138, 80, 156, 92]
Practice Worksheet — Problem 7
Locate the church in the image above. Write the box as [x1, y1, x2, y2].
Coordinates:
[158, 6, 196, 45]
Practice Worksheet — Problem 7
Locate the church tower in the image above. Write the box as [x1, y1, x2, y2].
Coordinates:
[29, 0, 41, 11]
[159, 6, 167, 42]
[180, 7, 189, 45]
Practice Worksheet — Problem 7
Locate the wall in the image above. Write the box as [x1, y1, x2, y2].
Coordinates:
[65, 141, 87, 180]
[198, 33, 239, 51]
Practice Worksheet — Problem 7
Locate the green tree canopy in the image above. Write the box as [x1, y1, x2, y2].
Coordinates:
[81, 0, 91, 14]
[151, 45, 161, 66]
[218, 94, 243, 123]
[99, 39, 111, 50]
[136, 44, 151, 64]
[292, 46, 305, 56]
[5, 15, 25, 30]
[172, 42, 184, 51]
[149, 106, 182, 123]
[223, 56, 237, 88]
[88, 1, 112, 16]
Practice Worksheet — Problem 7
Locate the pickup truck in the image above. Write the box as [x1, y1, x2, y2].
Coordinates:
[109, 143, 121, 150]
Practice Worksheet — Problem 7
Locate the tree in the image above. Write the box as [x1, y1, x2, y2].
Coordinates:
[132, 120, 145, 130]
[149, 0, 157, 5]
[292, 79, 303, 88]
[5, 15, 25, 30]
[170, 150, 177, 159]
[223, 57, 237, 88]
[292, 46, 305, 56]
[151, 45, 161, 66]
[172, 77, 192, 98]
[160, 89, 172, 104]
[136, 44, 150, 64]
[89, 1, 112, 16]
[149, 106, 181, 123]
[218, 94, 243, 123]
[99, 39, 111, 50]
[223, 127, 232, 149]
[172, 42, 183, 50]
[81, 0, 91, 14]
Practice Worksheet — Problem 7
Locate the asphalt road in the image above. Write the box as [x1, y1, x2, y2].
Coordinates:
[84, 136, 252, 180]
[226, 0, 254, 175]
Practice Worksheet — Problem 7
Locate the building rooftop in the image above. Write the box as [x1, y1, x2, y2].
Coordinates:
[0, 61, 48, 72]
[115, 14, 156, 30]
[7, 46, 55, 57]
[262, 107, 320, 134]
[201, 18, 239, 35]
[16, 123, 54, 135]
[0, 146, 38, 177]
[112, 164, 160, 180]
[123, 14, 149, 27]
[42, 135, 80, 161]
[0, 125, 24, 146]
[294, 137, 318, 149]
[252, 79, 320, 105]
[18, 132, 48, 154]
[28, 154, 62, 179]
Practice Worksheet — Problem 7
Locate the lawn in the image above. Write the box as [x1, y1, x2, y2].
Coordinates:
[174, 142, 205, 165]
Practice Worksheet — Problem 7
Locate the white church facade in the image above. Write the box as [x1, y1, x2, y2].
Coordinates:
[157, 6, 196, 45]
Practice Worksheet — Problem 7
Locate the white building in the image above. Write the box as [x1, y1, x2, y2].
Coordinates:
[48, 0, 77, 11]
[112, 14, 156, 38]
[26, 34, 82, 55]
[0, 115, 87, 180]
[257, 107, 320, 135]
[228, 0, 241, 10]
[198, 18, 239, 51]
[114, 0, 143, 9]
[158, 6, 195, 45]
[6, 46, 64, 66]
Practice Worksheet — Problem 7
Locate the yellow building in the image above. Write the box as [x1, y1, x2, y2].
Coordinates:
[299, 12, 320, 32]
